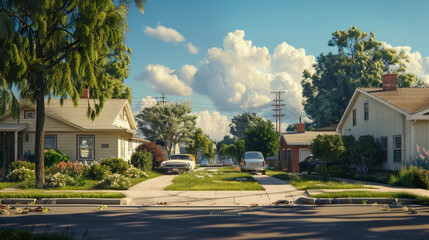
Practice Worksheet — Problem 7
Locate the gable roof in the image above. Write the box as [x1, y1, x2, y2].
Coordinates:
[44, 99, 137, 132]
[359, 88, 429, 115]
[281, 131, 337, 146]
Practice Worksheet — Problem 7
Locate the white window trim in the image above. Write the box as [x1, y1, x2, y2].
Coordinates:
[77, 135, 95, 161]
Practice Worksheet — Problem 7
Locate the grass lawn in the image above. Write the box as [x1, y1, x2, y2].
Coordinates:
[128, 171, 162, 187]
[311, 191, 429, 205]
[164, 167, 264, 191]
[0, 191, 125, 199]
[266, 170, 371, 190]
[0, 181, 21, 190]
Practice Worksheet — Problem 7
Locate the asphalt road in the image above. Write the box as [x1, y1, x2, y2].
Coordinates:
[1, 205, 429, 239]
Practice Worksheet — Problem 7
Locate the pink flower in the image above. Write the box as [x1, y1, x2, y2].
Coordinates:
[423, 147, 429, 156]
[420, 154, 425, 159]
[416, 144, 420, 153]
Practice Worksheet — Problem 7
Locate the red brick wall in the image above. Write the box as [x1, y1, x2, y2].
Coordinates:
[279, 136, 310, 173]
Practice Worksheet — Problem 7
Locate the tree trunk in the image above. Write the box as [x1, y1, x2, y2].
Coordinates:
[34, 71, 46, 188]
[34, 36, 45, 188]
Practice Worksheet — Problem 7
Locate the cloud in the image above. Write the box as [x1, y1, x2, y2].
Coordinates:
[186, 43, 199, 54]
[192, 30, 315, 118]
[144, 25, 186, 43]
[382, 43, 429, 83]
[136, 64, 193, 96]
[195, 111, 230, 141]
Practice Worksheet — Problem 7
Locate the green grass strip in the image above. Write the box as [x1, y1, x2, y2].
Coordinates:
[0, 181, 21, 190]
[312, 191, 418, 199]
[0, 191, 125, 199]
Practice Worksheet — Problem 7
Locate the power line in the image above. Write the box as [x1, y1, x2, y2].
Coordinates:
[271, 91, 285, 133]
[155, 93, 168, 106]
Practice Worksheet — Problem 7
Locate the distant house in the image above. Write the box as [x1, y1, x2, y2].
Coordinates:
[0, 92, 147, 176]
[337, 72, 429, 171]
[278, 123, 337, 172]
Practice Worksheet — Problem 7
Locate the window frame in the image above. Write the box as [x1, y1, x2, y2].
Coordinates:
[44, 135, 57, 150]
[364, 101, 369, 121]
[380, 136, 388, 162]
[352, 109, 356, 126]
[393, 135, 402, 163]
[24, 110, 35, 119]
[77, 135, 95, 161]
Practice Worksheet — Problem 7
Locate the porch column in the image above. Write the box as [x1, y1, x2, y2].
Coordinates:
[14, 131, 18, 162]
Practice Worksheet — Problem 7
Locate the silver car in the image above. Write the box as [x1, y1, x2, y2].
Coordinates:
[241, 151, 266, 174]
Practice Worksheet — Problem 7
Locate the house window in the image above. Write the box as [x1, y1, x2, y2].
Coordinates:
[393, 135, 402, 163]
[44, 135, 57, 149]
[364, 102, 369, 120]
[380, 137, 388, 162]
[352, 109, 356, 126]
[24, 110, 35, 119]
[78, 136, 94, 160]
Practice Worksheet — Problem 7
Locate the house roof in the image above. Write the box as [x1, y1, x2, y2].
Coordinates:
[43, 99, 137, 132]
[281, 131, 337, 146]
[359, 88, 429, 115]
[0, 123, 27, 131]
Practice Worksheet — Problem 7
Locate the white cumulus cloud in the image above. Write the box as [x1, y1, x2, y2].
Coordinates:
[382, 42, 429, 83]
[192, 30, 315, 117]
[186, 43, 199, 54]
[144, 25, 186, 43]
[195, 111, 230, 141]
[136, 64, 193, 96]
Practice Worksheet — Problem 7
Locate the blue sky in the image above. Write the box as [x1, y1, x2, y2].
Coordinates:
[124, 0, 429, 139]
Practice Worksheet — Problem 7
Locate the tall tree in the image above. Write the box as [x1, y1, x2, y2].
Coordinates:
[310, 134, 345, 171]
[185, 128, 212, 162]
[244, 120, 279, 158]
[136, 101, 197, 159]
[301, 26, 418, 127]
[0, 0, 144, 188]
[215, 135, 235, 154]
[229, 112, 264, 139]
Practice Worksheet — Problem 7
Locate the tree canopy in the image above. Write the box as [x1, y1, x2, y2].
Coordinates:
[244, 120, 279, 158]
[301, 26, 419, 127]
[0, 0, 143, 187]
[185, 128, 213, 162]
[229, 112, 264, 139]
[310, 134, 345, 171]
[136, 101, 197, 159]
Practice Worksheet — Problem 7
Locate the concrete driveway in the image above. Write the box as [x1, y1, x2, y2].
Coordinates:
[125, 173, 306, 206]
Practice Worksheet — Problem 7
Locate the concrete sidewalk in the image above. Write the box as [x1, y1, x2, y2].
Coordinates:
[125, 174, 306, 206]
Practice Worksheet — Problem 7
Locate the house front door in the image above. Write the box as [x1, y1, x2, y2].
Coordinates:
[0, 132, 15, 176]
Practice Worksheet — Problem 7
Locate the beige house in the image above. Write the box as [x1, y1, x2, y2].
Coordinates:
[337, 73, 429, 171]
[0, 97, 147, 175]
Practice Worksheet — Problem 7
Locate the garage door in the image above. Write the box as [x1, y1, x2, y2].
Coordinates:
[299, 148, 312, 162]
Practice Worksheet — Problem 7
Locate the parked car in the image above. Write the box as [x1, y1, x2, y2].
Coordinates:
[200, 159, 209, 167]
[299, 155, 333, 174]
[240, 151, 266, 174]
[223, 159, 233, 166]
[161, 154, 196, 174]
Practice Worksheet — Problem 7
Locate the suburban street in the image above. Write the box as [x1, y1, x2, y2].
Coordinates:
[2, 205, 429, 239]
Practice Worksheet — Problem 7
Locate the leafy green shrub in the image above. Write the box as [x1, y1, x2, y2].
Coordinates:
[126, 166, 148, 178]
[415, 145, 429, 170]
[327, 165, 347, 177]
[389, 168, 413, 187]
[45, 172, 79, 188]
[87, 163, 111, 180]
[100, 158, 129, 175]
[96, 173, 131, 190]
[410, 167, 429, 189]
[315, 165, 327, 176]
[44, 149, 70, 167]
[8, 160, 35, 172]
[131, 151, 153, 171]
[6, 167, 34, 182]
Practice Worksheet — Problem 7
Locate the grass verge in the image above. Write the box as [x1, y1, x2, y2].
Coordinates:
[165, 167, 263, 191]
[128, 171, 162, 187]
[0, 191, 125, 199]
[266, 170, 370, 190]
[0, 181, 21, 190]
[312, 191, 429, 205]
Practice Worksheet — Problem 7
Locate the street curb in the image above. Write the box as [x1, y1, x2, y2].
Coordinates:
[296, 197, 414, 205]
[1, 198, 131, 205]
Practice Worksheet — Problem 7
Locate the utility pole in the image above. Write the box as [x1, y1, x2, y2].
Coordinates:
[155, 93, 168, 106]
[271, 91, 285, 133]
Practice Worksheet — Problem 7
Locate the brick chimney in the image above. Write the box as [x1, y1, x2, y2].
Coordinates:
[297, 123, 305, 133]
[382, 66, 398, 91]
[80, 89, 90, 99]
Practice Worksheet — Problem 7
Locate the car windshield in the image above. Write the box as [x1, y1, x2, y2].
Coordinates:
[244, 152, 263, 159]
[170, 155, 192, 161]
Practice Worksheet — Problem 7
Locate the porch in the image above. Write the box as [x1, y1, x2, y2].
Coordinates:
[0, 123, 27, 176]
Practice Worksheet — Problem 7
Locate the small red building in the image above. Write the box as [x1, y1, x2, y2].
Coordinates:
[278, 123, 337, 172]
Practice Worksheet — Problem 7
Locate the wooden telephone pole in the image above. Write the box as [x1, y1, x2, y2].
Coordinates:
[155, 93, 168, 105]
[271, 91, 285, 133]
